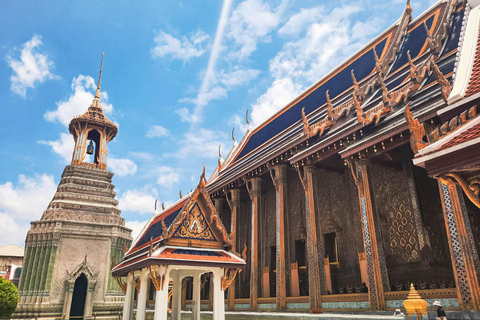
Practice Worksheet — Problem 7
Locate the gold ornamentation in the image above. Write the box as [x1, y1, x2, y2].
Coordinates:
[175, 204, 216, 240]
[403, 284, 428, 318]
[134, 278, 141, 293]
[114, 276, 127, 294]
[440, 173, 480, 209]
[162, 202, 165, 210]
[149, 265, 161, 291]
[404, 104, 428, 154]
[431, 62, 452, 102]
[221, 268, 239, 291]
[123, 242, 128, 254]
[301, 108, 333, 137]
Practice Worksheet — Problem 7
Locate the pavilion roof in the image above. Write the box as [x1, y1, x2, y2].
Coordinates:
[113, 168, 245, 276]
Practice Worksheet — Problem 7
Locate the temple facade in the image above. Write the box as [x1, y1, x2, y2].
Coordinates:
[114, 0, 480, 315]
[16, 55, 132, 319]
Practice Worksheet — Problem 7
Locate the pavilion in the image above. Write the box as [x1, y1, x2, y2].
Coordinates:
[112, 167, 246, 320]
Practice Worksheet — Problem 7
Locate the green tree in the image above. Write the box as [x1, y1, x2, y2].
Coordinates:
[0, 278, 18, 319]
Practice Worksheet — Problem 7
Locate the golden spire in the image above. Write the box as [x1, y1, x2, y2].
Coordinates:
[95, 52, 104, 100]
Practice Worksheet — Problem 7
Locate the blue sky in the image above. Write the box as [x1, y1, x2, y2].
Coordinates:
[0, 0, 436, 246]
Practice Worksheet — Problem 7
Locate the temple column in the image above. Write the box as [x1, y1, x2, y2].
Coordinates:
[122, 272, 135, 320]
[226, 189, 240, 310]
[347, 160, 388, 309]
[171, 272, 182, 320]
[438, 181, 480, 309]
[298, 165, 325, 312]
[153, 266, 170, 320]
[192, 272, 201, 320]
[269, 164, 289, 311]
[136, 268, 150, 320]
[246, 178, 261, 310]
[212, 268, 225, 320]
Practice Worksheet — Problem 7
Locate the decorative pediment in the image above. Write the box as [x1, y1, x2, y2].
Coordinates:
[67, 255, 98, 281]
[162, 166, 232, 249]
[172, 203, 217, 241]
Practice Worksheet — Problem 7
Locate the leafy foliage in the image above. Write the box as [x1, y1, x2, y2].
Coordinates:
[0, 278, 18, 319]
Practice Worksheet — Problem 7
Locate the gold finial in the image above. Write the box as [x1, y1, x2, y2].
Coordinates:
[232, 127, 236, 142]
[179, 190, 183, 198]
[95, 52, 104, 100]
[162, 202, 165, 210]
[155, 199, 157, 212]
[246, 109, 251, 126]
[219, 144, 222, 158]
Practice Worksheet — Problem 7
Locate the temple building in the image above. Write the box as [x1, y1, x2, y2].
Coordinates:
[16, 55, 132, 319]
[114, 0, 480, 316]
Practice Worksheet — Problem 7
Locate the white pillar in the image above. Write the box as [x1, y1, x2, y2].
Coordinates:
[212, 269, 225, 320]
[192, 272, 201, 320]
[153, 266, 170, 320]
[171, 272, 182, 320]
[122, 273, 135, 320]
[136, 268, 149, 320]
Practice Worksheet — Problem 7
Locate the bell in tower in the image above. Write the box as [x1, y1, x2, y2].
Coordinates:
[16, 53, 132, 320]
[86, 140, 94, 155]
[69, 52, 118, 169]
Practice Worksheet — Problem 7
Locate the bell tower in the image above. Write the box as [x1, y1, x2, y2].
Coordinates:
[69, 52, 117, 170]
[16, 54, 132, 320]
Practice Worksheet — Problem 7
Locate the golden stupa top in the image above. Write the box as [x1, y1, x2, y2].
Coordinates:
[69, 53, 118, 136]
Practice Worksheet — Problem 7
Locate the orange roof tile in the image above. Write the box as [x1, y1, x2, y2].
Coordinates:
[466, 26, 480, 97]
[154, 247, 243, 264]
[438, 121, 480, 150]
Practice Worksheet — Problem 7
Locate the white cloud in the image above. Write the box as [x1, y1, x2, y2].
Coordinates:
[38, 132, 74, 163]
[146, 125, 170, 138]
[278, 7, 324, 35]
[125, 220, 149, 241]
[151, 30, 210, 62]
[0, 174, 57, 246]
[44, 75, 113, 127]
[179, 68, 260, 122]
[250, 4, 384, 126]
[156, 166, 180, 188]
[109, 158, 137, 177]
[174, 128, 230, 160]
[6, 35, 58, 97]
[250, 78, 302, 126]
[118, 187, 159, 214]
[227, 0, 287, 60]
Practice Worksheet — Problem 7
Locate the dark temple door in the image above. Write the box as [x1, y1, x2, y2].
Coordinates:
[70, 273, 87, 320]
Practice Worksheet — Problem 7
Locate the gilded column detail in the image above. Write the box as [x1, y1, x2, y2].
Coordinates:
[438, 181, 480, 309]
[246, 177, 261, 310]
[226, 189, 240, 310]
[347, 160, 388, 309]
[270, 164, 288, 311]
[297, 165, 325, 312]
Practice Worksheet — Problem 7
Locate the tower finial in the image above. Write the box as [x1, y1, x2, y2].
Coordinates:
[95, 52, 104, 100]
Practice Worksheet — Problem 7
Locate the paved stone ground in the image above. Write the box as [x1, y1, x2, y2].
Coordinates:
[175, 311, 404, 319]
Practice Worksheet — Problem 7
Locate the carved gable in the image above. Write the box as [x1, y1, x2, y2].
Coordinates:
[162, 167, 232, 250]
[172, 202, 217, 241]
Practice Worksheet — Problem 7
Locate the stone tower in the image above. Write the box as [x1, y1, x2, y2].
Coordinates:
[16, 54, 132, 319]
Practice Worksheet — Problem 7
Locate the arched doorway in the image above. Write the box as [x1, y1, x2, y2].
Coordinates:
[70, 273, 88, 320]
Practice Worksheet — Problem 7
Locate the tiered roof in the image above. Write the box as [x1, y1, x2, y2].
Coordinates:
[112, 168, 245, 276]
[207, 0, 465, 190]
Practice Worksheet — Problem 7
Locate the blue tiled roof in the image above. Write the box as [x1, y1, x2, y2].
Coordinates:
[231, 4, 464, 164]
[172, 248, 222, 257]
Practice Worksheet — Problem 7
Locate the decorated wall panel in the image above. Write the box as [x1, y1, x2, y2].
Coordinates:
[313, 158, 363, 293]
[236, 191, 251, 298]
[261, 178, 277, 296]
[286, 168, 306, 269]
